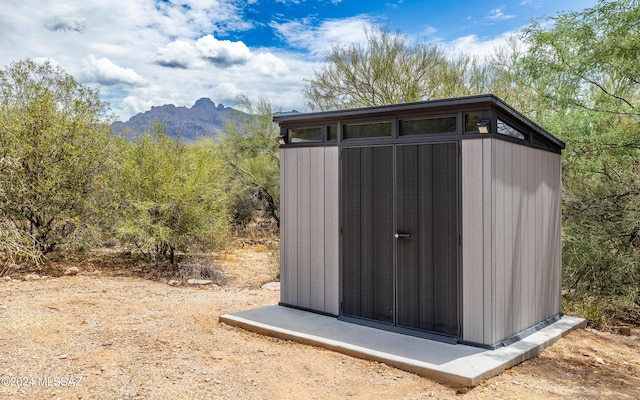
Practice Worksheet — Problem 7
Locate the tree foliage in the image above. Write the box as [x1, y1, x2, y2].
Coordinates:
[0, 59, 113, 254]
[304, 27, 489, 110]
[520, 0, 640, 305]
[112, 123, 230, 263]
[219, 95, 280, 229]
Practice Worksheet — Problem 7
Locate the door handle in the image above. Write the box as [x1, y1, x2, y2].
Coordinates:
[394, 233, 411, 239]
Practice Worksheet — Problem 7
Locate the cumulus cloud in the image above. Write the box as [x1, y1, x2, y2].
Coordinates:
[81, 55, 146, 86]
[155, 40, 204, 69]
[156, 35, 256, 69]
[195, 35, 252, 66]
[44, 16, 86, 33]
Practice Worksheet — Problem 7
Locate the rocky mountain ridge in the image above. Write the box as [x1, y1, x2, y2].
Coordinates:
[112, 98, 247, 142]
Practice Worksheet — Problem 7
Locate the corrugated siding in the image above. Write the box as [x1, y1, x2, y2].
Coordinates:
[279, 147, 340, 315]
[461, 139, 562, 346]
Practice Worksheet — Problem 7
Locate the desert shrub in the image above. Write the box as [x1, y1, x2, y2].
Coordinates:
[0, 59, 113, 253]
[112, 123, 230, 263]
[219, 95, 280, 231]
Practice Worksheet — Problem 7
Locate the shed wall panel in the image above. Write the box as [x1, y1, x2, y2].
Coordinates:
[488, 142, 563, 343]
[280, 147, 340, 315]
[310, 148, 326, 311]
[551, 152, 562, 315]
[324, 148, 340, 315]
[511, 144, 522, 334]
[281, 148, 298, 306]
[296, 148, 312, 309]
[518, 146, 531, 333]
[526, 147, 536, 329]
[493, 139, 506, 344]
[462, 139, 562, 346]
[534, 149, 544, 323]
[545, 151, 563, 317]
[461, 139, 485, 344]
[482, 139, 494, 345]
[279, 148, 286, 305]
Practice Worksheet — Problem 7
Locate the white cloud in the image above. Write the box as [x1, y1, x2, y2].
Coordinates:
[196, 35, 252, 66]
[487, 6, 516, 22]
[270, 16, 375, 57]
[249, 52, 290, 76]
[421, 24, 437, 36]
[157, 34, 292, 76]
[81, 55, 146, 86]
[386, 0, 404, 9]
[445, 32, 520, 59]
[155, 40, 204, 69]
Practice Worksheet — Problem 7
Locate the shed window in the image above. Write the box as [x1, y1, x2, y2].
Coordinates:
[400, 116, 457, 136]
[497, 119, 527, 141]
[328, 125, 338, 141]
[289, 127, 322, 143]
[464, 113, 480, 133]
[343, 122, 391, 139]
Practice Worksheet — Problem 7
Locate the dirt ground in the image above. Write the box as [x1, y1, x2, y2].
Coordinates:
[1, 244, 639, 400]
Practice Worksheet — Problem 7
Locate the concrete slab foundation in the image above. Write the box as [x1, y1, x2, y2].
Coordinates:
[219, 305, 586, 387]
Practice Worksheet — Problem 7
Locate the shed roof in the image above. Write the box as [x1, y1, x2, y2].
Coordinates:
[274, 94, 565, 151]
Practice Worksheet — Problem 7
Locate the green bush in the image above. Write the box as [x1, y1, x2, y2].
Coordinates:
[0, 59, 113, 254]
[112, 123, 230, 263]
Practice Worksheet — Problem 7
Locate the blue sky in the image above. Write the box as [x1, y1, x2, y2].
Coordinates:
[0, 0, 599, 120]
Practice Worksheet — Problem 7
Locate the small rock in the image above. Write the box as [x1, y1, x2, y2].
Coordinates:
[57, 354, 68, 359]
[64, 267, 80, 276]
[24, 273, 41, 280]
[1, 276, 11, 281]
[187, 279, 213, 285]
[168, 280, 181, 286]
[611, 326, 631, 336]
[594, 357, 605, 365]
[261, 282, 280, 291]
[92, 270, 102, 277]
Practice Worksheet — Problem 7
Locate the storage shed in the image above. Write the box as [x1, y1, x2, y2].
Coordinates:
[274, 94, 565, 349]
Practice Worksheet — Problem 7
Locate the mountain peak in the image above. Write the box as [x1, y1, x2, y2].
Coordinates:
[112, 98, 246, 142]
[193, 97, 215, 108]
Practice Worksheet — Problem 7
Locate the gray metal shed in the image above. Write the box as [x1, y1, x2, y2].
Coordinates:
[273, 94, 564, 349]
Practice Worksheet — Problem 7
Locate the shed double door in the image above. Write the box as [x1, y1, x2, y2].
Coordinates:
[341, 143, 459, 337]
